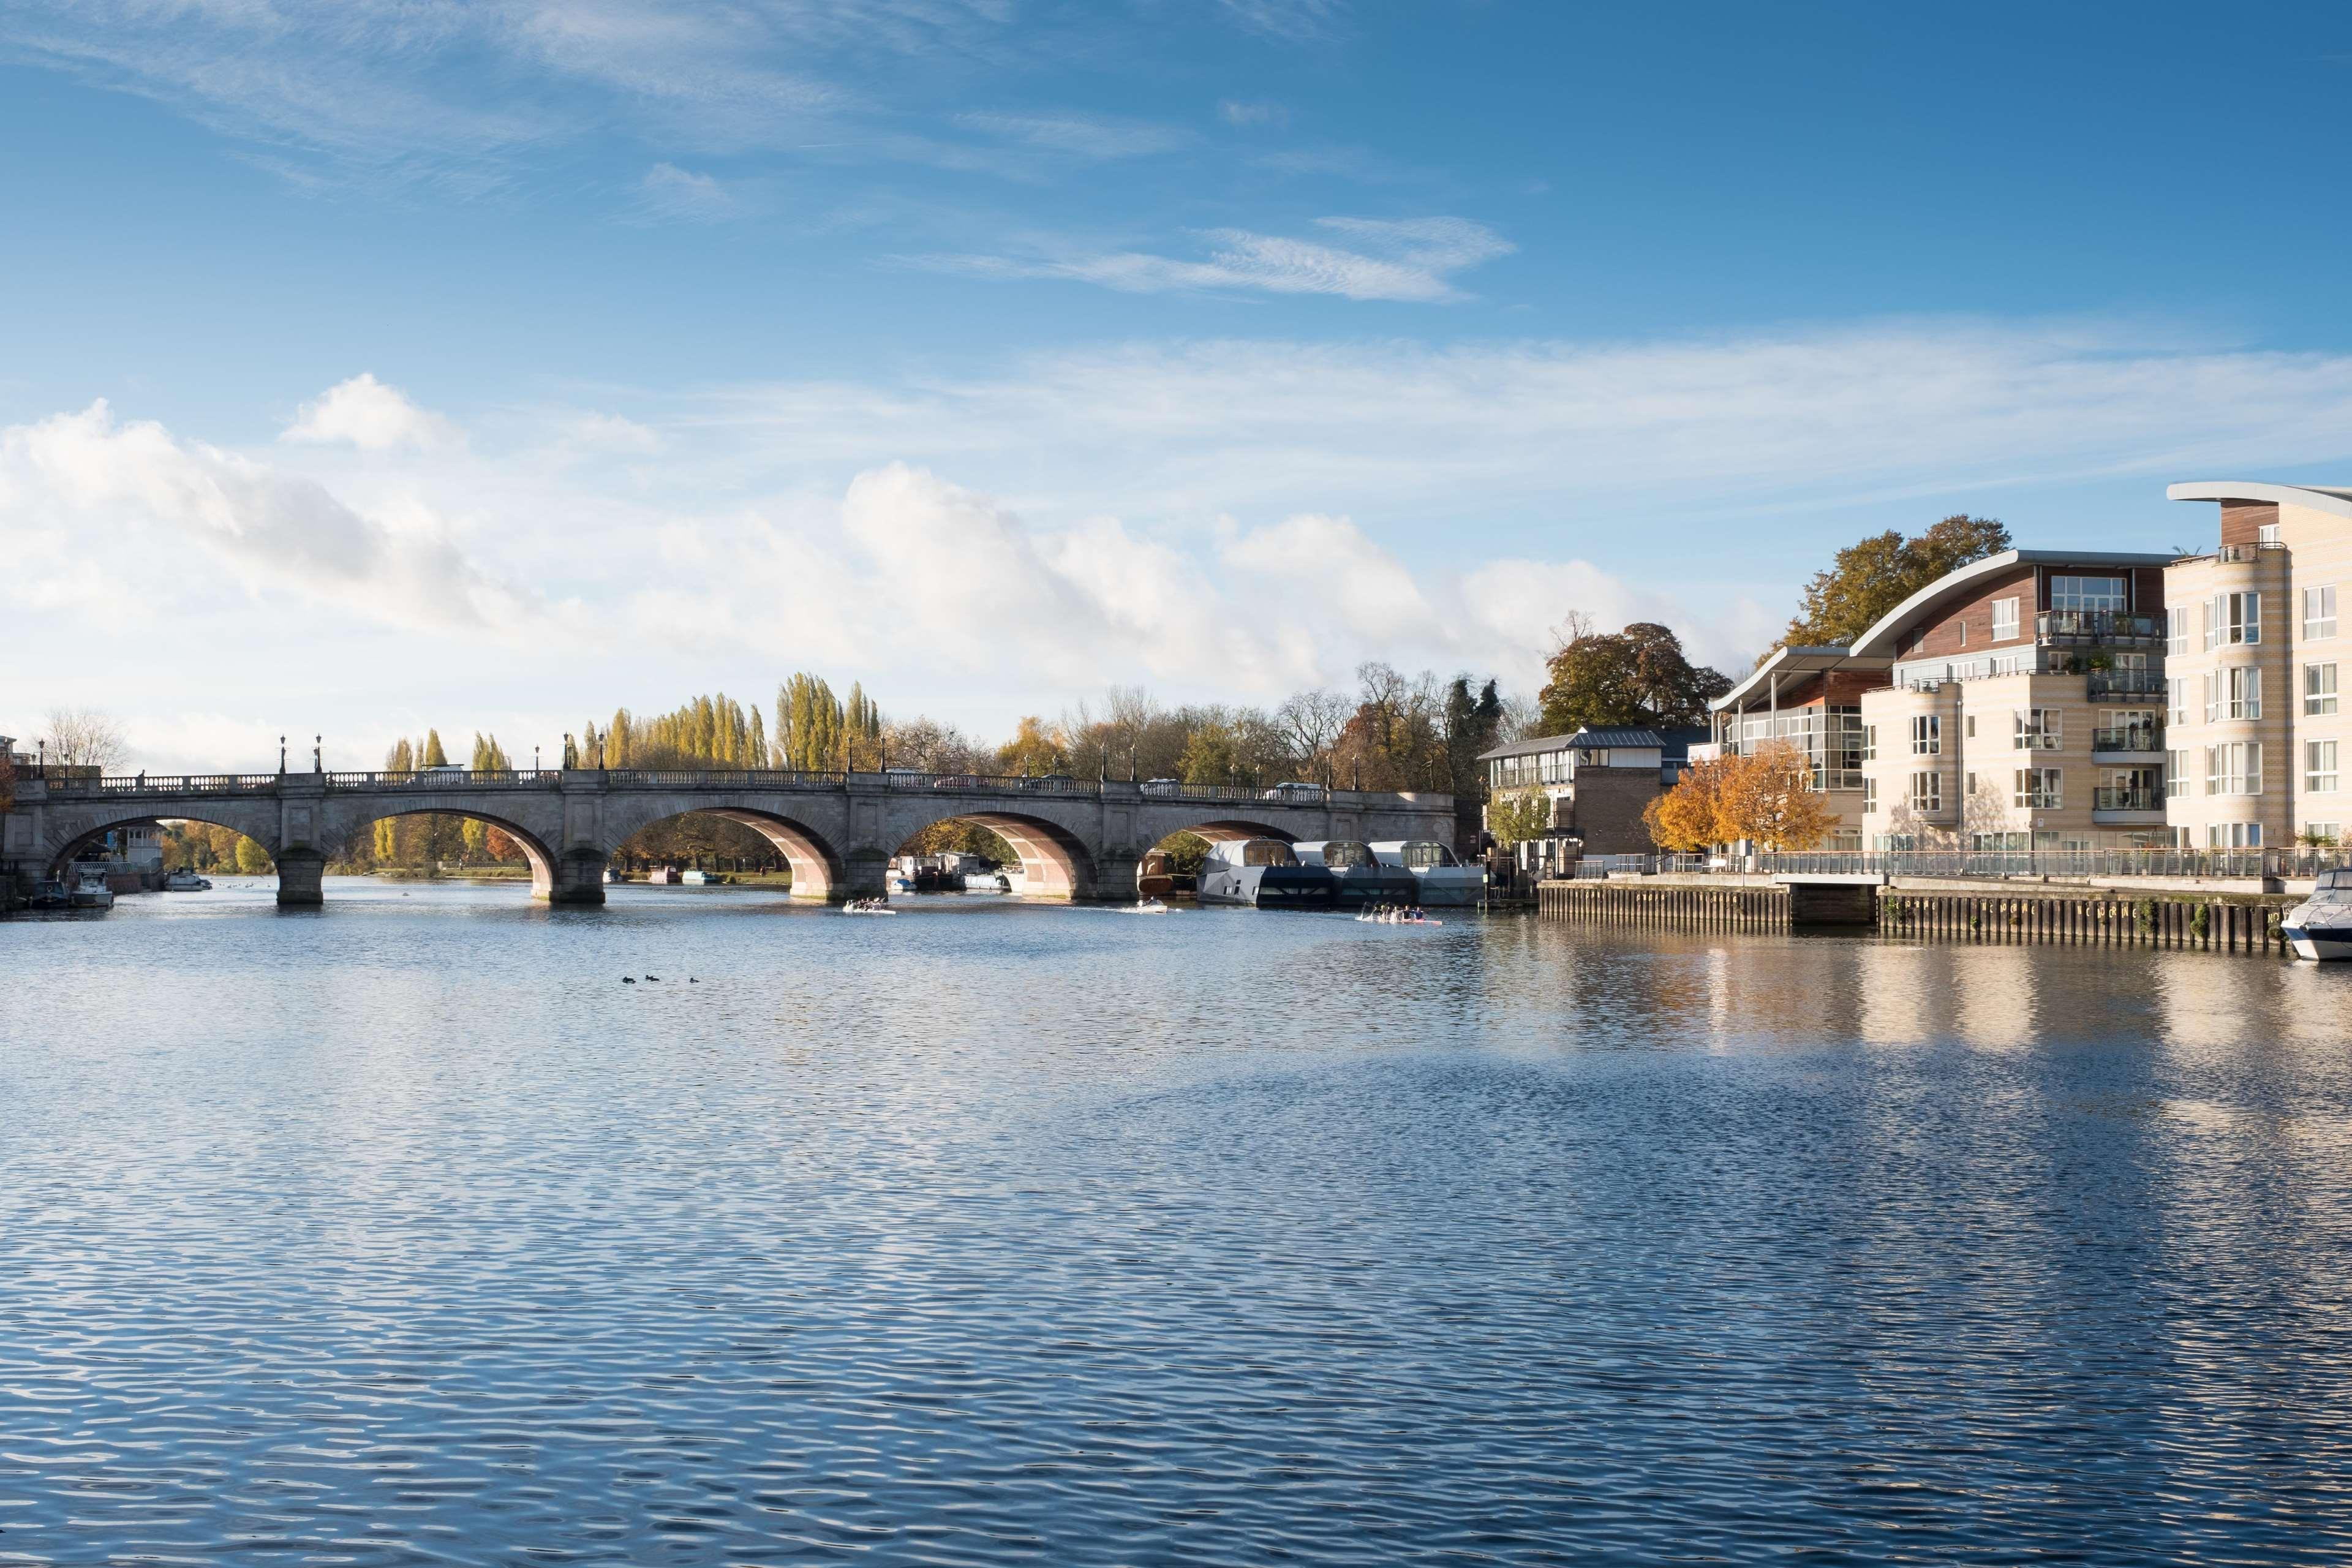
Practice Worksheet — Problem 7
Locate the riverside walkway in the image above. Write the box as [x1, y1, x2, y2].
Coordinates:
[1, 768, 1455, 905]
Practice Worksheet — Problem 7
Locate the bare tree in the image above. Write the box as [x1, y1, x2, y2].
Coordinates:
[1275, 689, 1349, 767]
[42, 707, 127, 772]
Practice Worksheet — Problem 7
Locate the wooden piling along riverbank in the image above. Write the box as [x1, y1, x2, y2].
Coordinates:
[1537, 880, 1790, 931]
[1537, 879, 2298, 956]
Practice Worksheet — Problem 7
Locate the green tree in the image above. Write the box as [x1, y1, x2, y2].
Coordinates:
[1781, 514, 2011, 650]
[1178, 721, 1242, 785]
[1537, 622, 1728, 734]
[1486, 788, 1556, 847]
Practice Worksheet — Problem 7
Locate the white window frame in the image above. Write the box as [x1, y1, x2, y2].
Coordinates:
[2305, 662, 2338, 717]
[2166, 607, 2189, 655]
[2013, 708, 2062, 750]
[2307, 740, 2339, 794]
[2227, 665, 2261, 721]
[2013, 767, 2062, 809]
[1861, 777, 1877, 813]
[2207, 822, 2263, 850]
[2305, 586, 2337, 641]
[1991, 597, 2019, 641]
[2165, 749, 2189, 799]
[2203, 670, 2222, 725]
[2205, 741, 2263, 796]
[1908, 771, 1942, 813]
[1910, 715, 1941, 756]
[2167, 677, 2188, 728]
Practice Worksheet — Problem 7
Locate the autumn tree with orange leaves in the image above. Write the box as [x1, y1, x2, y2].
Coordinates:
[1645, 741, 1836, 853]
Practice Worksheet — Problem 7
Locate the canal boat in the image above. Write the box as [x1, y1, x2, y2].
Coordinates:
[604, 867, 628, 884]
[1291, 840, 1418, 907]
[680, 868, 712, 886]
[1369, 840, 1483, 907]
[29, 878, 71, 912]
[163, 869, 213, 891]
[1196, 839, 1338, 908]
[1136, 846, 1186, 897]
[647, 865, 682, 885]
[2281, 869, 2352, 960]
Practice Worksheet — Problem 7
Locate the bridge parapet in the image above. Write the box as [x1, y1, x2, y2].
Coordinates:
[7, 767, 1457, 908]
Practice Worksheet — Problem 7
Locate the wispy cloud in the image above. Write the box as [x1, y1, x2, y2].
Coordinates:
[0, 0, 1013, 179]
[1219, 99, 1289, 128]
[1217, 0, 1349, 42]
[920, 215, 1513, 302]
[956, 110, 1194, 159]
[633, 162, 742, 221]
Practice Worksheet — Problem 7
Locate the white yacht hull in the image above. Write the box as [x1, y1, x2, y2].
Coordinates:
[2283, 925, 2352, 961]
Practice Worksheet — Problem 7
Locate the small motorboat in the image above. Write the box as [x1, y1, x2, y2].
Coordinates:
[2282, 869, 2352, 960]
[842, 897, 897, 915]
[603, 867, 628, 884]
[1119, 897, 1172, 914]
[162, 869, 213, 891]
[680, 869, 712, 886]
[69, 874, 116, 910]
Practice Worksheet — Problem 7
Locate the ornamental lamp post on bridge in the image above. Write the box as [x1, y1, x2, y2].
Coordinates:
[314, 736, 322, 773]
[279, 735, 286, 775]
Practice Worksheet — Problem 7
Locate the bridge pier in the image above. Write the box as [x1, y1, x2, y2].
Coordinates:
[545, 850, 609, 907]
[275, 849, 326, 908]
[1091, 850, 1142, 903]
[840, 848, 891, 902]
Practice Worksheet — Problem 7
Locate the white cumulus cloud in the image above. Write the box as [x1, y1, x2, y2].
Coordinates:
[3, 399, 527, 632]
[284, 373, 461, 451]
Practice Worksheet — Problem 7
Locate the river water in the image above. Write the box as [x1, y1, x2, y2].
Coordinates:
[5, 879, 2352, 1565]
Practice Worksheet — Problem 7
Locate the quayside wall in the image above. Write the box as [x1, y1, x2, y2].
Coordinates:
[1536, 878, 2302, 957]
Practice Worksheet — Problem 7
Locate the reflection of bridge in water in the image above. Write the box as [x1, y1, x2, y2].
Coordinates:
[3, 769, 1455, 905]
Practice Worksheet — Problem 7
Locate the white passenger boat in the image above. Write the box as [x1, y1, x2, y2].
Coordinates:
[2282, 869, 2352, 960]
[680, 869, 712, 886]
[1368, 840, 1483, 907]
[69, 873, 116, 910]
[163, 869, 213, 891]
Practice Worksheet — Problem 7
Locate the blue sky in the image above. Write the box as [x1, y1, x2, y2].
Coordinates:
[6, 0, 2352, 766]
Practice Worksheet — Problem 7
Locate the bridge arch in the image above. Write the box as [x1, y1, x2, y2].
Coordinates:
[600, 801, 848, 901]
[43, 807, 281, 882]
[902, 809, 1101, 899]
[339, 804, 564, 901]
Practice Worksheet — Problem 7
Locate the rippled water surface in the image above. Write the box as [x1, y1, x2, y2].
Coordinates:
[7, 879, 2352, 1565]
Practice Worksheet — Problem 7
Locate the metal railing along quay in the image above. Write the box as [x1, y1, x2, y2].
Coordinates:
[1561, 847, 2351, 881]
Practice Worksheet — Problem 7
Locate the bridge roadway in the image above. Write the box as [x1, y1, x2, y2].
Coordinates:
[1, 767, 1457, 905]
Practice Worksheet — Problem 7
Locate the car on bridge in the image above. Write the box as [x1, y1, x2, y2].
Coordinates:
[1262, 781, 1327, 802]
[1141, 778, 1182, 796]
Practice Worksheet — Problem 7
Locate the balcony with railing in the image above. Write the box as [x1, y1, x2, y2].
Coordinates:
[2036, 609, 2164, 646]
[2092, 785, 2167, 821]
[2091, 723, 2165, 759]
[2086, 669, 2166, 701]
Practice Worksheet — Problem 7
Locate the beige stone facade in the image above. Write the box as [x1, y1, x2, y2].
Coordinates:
[2163, 484, 2352, 850]
[1842, 549, 2177, 851]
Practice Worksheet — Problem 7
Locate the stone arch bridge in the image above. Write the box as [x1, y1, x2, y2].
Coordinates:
[3, 767, 1457, 906]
